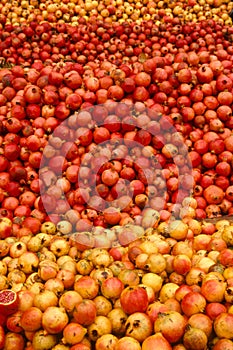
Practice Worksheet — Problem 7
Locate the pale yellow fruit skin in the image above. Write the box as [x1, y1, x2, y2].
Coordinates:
[214, 313, 233, 339]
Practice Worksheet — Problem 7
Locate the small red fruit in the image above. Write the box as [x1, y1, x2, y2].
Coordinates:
[120, 286, 148, 314]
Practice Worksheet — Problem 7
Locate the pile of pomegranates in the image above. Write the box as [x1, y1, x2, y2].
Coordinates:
[0, 217, 233, 349]
[1, 0, 233, 28]
[1, 7, 233, 350]
[1, 18, 233, 226]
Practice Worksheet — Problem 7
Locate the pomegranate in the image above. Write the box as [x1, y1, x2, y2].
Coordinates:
[183, 327, 208, 350]
[214, 313, 233, 339]
[116, 337, 141, 350]
[125, 312, 152, 342]
[42, 306, 69, 334]
[73, 299, 97, 326]
[62, 323, 87, 345]
[154, 311, 187, 343]
[32, 330, 57, 350]
[142, 333, 172, 350]
[0, 289, 19, 316]
[87, 315, 112, 342]
[181, 292, 207, 317]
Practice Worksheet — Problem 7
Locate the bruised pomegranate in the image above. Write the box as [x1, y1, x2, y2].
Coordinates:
[95, 334, 118, 350]
[62, 323, 87, 345]
[125, 312, 152, 342]
[183, 327, 208, 350]
[32, 330, 57, 350]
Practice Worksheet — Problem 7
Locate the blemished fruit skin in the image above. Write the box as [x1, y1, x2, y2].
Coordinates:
[1, 3, 233, 350]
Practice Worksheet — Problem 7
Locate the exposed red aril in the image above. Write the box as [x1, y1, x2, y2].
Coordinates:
[2, 16, 233, 349]
[0, 290, 19, 316]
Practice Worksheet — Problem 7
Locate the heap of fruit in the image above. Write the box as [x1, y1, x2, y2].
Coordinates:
[0, 217, 233, 350]
[1, 19, 233, 225]
[1, 1, 233, 349]
[1, 0, 233, 26]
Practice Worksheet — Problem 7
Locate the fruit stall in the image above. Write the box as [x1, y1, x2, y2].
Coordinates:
[1, 0, 233, 349]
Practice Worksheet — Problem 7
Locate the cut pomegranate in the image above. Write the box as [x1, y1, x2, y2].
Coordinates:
[0, 290, 19, 316]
